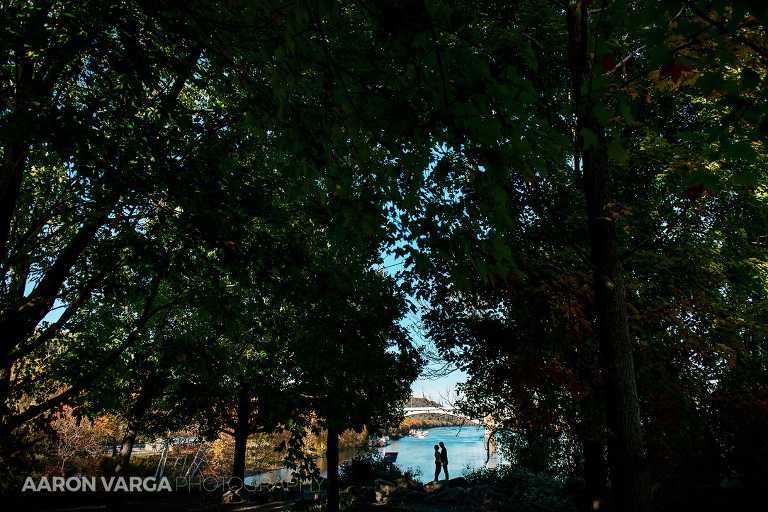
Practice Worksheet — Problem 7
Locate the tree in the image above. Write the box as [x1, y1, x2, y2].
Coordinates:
[0, 0, 218, 444]
[291, 259, 420, 512]
[6, 4, 768, 511]
[413, 3, 768, 510]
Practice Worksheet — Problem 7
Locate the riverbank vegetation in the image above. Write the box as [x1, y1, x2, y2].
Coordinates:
[392, 398, 470, 437]
[4, 413, 373, 491]
[394, 415, 468, 439]
[4, 1, 768, 511]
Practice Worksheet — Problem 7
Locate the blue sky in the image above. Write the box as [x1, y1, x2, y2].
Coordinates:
[411, 369, 467, 406]
[381, 246, 466, 407]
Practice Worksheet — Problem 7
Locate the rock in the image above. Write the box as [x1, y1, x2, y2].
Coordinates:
[388, 488, 409, 502]
[222, 490, 242, 504]
[438, 486, 468, 502]
[284, 483, 301, 494]
[374, 478, 398, 497]
[342, 485, 366, 496]
[341, 493, 370, 510]
[202, 488, 224, 504]
[395, 477, 410, 489]
[449, 477, 469, 487]
[236, 486, 252, 502]
[423, 480, 448, 494]
[266, 487, 287, 501]
[249, 489, 270, 503]
[395, 476, 422, 491]
[376, 486, 407, 503]
[407, 490, 427, 500]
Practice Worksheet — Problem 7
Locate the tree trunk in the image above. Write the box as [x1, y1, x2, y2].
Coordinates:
[582, 439, 607, 511]
[114, 367, 159, 477]
[579, 385, 607, 510]
[524, 427, 546, 474]
[0, 140, 29, 259]
[565, 2, 652, 511]
[231, 393, 251, 486]
[326, 427, 340, 512]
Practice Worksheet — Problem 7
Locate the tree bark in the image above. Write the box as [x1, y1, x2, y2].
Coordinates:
[0, 142, 29, 261]
[231, 392, 251, 486]
[326, 427, 340, 512]
[578, 383, 607, 509]
[114, 367, 160, 478]
[582, 439, 607, 511]
[565, 2, 652, 511]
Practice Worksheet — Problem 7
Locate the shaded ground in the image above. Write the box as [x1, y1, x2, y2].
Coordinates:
[10, 492, 293, 512]
[8, 492, 482, 512]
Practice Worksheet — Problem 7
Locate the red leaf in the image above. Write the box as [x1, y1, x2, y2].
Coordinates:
[661, 59, 692, 85]
[524, 170, 537, 187]
[601, 55, 616, 72]
[686, 183, 704, 200]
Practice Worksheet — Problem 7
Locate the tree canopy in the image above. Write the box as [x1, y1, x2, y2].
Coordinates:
[3, 1, 768, 510]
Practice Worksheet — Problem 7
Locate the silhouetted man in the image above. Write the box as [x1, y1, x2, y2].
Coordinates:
[439, 441, 449, 480]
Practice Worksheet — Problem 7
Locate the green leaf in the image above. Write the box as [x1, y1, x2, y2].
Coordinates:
[523, 46, 538, 72]
[607, 138, 629, 164]
[490, 233, 512, 262]
[618, 102, 637, 125]
[723, 140, 757, 162]
[732, 169, 758, 191]
[647, 44, 672, 70]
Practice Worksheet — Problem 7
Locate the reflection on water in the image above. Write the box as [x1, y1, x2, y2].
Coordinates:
[250, 426, 496, 485]
[246, 447, 359, 486]
[375, 426, 496, 483]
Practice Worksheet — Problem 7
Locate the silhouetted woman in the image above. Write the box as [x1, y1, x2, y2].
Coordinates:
[433, 444, 441, 482]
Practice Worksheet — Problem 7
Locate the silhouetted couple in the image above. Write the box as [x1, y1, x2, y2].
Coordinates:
[433, 441, 448, 482]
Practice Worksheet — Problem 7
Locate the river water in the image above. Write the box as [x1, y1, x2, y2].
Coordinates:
[373, 426, 497, 482]
[250, 426, 497, 485]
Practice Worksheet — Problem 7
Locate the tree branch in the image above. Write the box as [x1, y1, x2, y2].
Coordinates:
[684, 1, 768, 63]
[0, 274, 172, 438]
[0, 210, 110, 357]
[621, 199, 694, 262]
[0, 256, 119, 368]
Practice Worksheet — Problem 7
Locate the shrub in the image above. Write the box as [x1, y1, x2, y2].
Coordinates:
[338, 451, 407, 487]
[464, 465, 578, 512]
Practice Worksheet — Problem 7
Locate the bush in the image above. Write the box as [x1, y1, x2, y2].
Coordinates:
[463, 465, 578, 512]
[495, 429, 581, 481]
[338, 451, 409, 487]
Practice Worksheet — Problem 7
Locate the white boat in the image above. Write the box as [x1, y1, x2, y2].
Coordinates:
[408, 429, 428, 438]
[368, 436, 391, 447]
